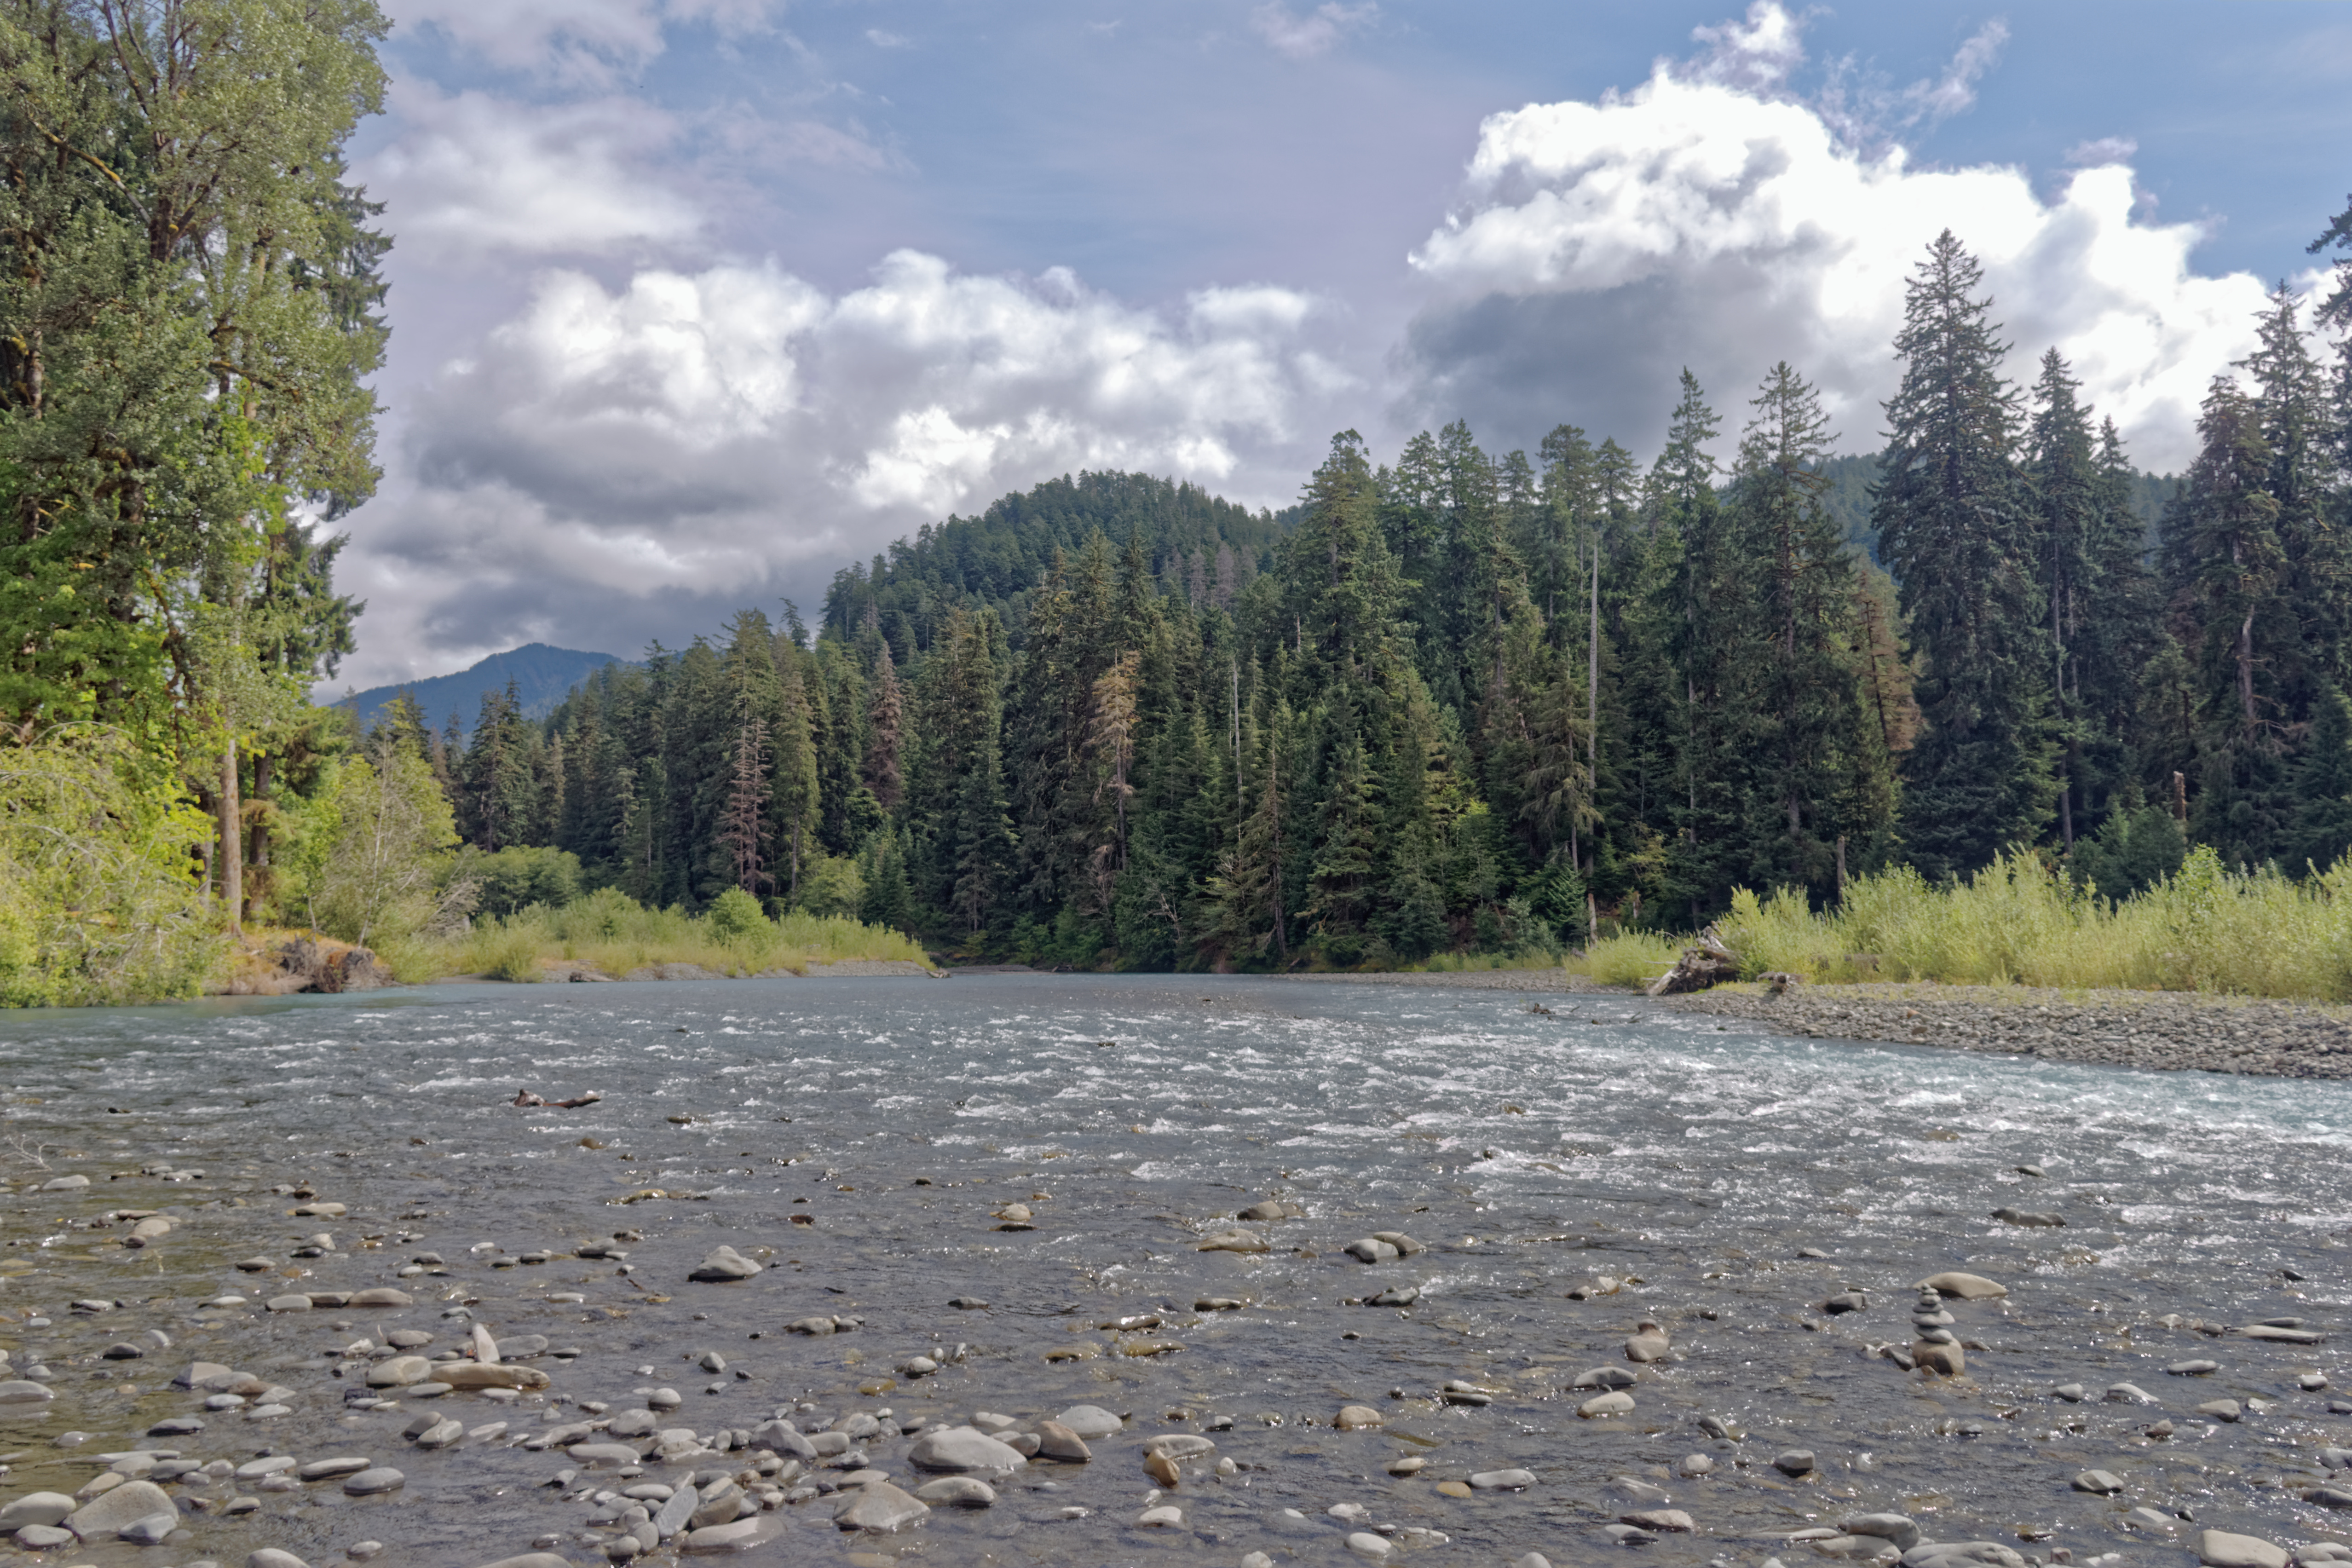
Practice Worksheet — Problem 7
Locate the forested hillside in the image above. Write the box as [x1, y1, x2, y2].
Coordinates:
[5, 0, 2349, 1002]
[423, 224, 2352, 970]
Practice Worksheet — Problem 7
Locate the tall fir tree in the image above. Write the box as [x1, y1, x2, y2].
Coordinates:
[1874, 231, 2053, 876]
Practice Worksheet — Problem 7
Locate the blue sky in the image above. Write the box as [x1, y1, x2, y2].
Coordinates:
[331, 0, 2352, 688]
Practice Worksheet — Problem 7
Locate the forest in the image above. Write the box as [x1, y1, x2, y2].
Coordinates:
[414, 226, 2352, 972]
[6, 2, 2352, 998]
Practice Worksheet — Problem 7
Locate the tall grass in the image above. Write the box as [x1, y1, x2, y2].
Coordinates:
[1568, 931, 1685, 988]
[391, 885, 933, 983]
[1710, 846, 2352, 1000]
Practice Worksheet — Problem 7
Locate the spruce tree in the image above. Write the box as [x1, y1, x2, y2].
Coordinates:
[1727, 362, 1874, 893]
[2289, 684, 2352, 873]
[1874, 231, 2053, 876]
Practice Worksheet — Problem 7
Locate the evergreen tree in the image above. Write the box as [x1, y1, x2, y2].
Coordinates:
[2289, 684, 2352, 872]
[1874, 231, 2053, 876]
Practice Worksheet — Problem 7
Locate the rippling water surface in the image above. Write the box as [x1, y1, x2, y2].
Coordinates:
[0, 975, 2347, 1566]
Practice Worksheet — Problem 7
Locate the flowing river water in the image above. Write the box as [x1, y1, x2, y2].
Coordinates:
[0, 973, 2346, 1568]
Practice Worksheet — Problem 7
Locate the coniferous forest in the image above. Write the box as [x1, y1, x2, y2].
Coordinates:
[5, 0, 2352, 995]
[405, 229, 2352, 970]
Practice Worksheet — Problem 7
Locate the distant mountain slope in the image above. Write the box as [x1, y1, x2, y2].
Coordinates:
[819, 469, 1284, 656]
[337, 643, 625, 738]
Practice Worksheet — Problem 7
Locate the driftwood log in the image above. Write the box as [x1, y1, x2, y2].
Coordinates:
[1645, 926, 1739, 996]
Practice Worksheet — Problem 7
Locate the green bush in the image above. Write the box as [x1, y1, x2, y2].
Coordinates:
[470, 845, 583, 918]
[706, 887, 773, 946]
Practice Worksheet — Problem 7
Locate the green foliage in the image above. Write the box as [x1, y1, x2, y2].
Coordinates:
[313, 741, 464, 948]
[1718, 845, 2352, 1000]
[0, 726, 219, 1006]
[2069, 803, 2187, 900]
[468, 845, 584, 919]
[704, 886, 773, 946]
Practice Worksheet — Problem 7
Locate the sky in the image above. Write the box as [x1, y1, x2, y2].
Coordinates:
[329, 0, 2352, 691]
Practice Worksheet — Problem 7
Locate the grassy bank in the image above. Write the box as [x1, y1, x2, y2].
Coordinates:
[1573, 847, 2352, 1002]
[377, 887, 934, 983]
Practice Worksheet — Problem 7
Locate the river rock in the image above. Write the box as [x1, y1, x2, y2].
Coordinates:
[834, 1482, 928, 1532]
[1335, 1405, 1384, 1430]
[1844, 1515, 1923, 1551]
[570, 1442, 645, 1468]
[342, 1468, 404, 1496]
[2242, 1323, 2322, 1343]
[1033, 1420, 1090, 1461]
[2197, 1399, 2242, 1422]
[2105, 1382, 2157, 1403]
[681, 1517, 784, 1552]
[1344, 1237, 1399, 1263]
[1624, 1321, 1671, 1362]
[1054, 1405, 1123, 1438]
[1624, 1509, 1695, 1532]
[1470, 1469, 1535, 1489]
[1579, 1390, 1635, 1418]
[63, 1480, 174, 1539]
[442, 1363, 548, 1389]
[248, 1552, 312, 1568]
[349, 1288, 413, 1308]
[913, 1476, 995, 1506]
[0, 1494, 75, 1529]
[2306, 1486, 2352, 1510]
[2198, 1533, 2290, 1568]
[688, 1246, 761, 1282]
[2073, 1470, 2124, 1494]
[1914, 1342, 1966, 1376]
[1135, 1505, 1183, 1527]
[1347, 1533, 1391, 1559]
[0, 1382, 53, 1404]
[1903, 1546, 2028, 1568]
[367, 1356, 432, 1387]
[297, 1458, 372, 1481]
[472, 1558, 574, 1568]
[1774, 1449, 1815, 1477]
[1914, 1272, 2007, 1299]
[908, 1426, 1024, 1471]
[14, 1526, 73, 1549]
[1196, 1230, 1269, 1252]
[653, 1485, 699, 1539]
[1991, 1207, 2064, 1227]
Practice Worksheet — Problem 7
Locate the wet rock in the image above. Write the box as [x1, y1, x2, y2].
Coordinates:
[2168, 1359, 2220, 1375]
[2104, 1382, 2157, 1404]
[63, 1480, 175, 1539]
[1913, 1342, 1965, 1376]
[1579, 1391, 1635, 1418]
[1574, 1367, 1637, 1389]
[343, 1469, 404, 1496]
[907, 1426, 1024, 1472]
[2197, 1533, 2290, 1568]
[0, 1382, 53, 1405]
[2072, 1470, 2124, 1494]
[348, 1288, 413, 1308]
[1196, 1231, 1269, 1253]
[1033, 1420, 1090, 1461]
[1842, 1516, 1922, 1551]
[1990, 1208, 2063, 1227]
[1624, 1320, 1671, 1362]
[367, 1355, 432, 1387]
[1347, 1533, 1391, 1559]
[833, 1482, 930, 1532]
[0, 1494, 75, 1529]
[1134, 1504, 1183, 1528]
[2305, 1486, 2352, 1510]
[1902, 1546, 2027, 1568]
[1623, 1510, 1695, 1532]
[688, 1247, 761, 1283]
[2197, 1399, 2242, 1422]
[297, 1458, 372, 1481]
[1470, 1469, 1535, 1489]
[1053, 1405, 1123, 1438]
[2242, 1324, 2322, 1343]
[653, 1485, 699, 1539]
[1334, 1405, 1384, 1430]
[1344, 1237, 1400, 1263]
[912, 1476, 995, 1507]
[13, 1526, 73, 1549]
[1774, 1450, 1815, 1477]
[1914, 1272, 2007, 1299]
[248, 1552, 312, 1568]
[442, 1364, 548, 1390]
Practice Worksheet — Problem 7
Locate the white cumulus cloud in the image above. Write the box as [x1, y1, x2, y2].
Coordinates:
[336, 254, 1339, 680]
[1403, 48, 2292, 471]
[363, 83, 702, 261]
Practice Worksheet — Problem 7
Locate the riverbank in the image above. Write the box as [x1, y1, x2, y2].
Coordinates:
[1663, 980, 2352, 1079]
